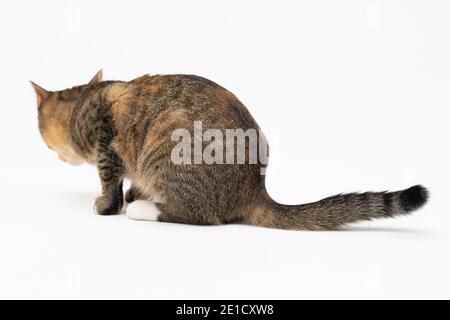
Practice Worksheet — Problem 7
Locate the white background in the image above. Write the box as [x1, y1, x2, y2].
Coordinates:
[0, 0, 448, 299]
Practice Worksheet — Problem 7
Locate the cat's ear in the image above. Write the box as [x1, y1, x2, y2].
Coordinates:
[30, 81, 50, 107]
[88, 69, 103, 85]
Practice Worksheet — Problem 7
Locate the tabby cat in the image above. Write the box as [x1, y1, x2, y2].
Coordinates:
[31, 70, 428, 230]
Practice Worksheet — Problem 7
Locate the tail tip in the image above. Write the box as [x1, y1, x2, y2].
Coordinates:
[400, 185, 429, 212]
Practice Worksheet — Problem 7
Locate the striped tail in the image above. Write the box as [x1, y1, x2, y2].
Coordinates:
[248, 185, 429, 230]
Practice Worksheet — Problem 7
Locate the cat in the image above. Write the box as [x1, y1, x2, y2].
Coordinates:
[31, 70, 428, 230]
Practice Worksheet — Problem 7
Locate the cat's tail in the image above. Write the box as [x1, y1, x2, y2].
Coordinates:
[246, 185, 429, 230]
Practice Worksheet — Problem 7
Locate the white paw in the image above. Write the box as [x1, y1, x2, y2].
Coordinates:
[126, 200, 161, 221]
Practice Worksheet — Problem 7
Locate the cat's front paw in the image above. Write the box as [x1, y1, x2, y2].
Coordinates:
[93, 195, 122, 215]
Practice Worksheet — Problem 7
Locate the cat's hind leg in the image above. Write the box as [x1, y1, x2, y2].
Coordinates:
[126, 200, 161, 221]
[126, 200, 220, 225]
[154, 203, 221, 225]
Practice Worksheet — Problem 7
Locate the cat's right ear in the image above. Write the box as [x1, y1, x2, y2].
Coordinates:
[30, 81, 50, 107]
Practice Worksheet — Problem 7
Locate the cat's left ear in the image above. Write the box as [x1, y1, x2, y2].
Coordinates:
[88, 69, 103, 85]
[30, 81, 50, 107]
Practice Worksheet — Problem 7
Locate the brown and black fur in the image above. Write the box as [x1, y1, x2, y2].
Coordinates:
[31, 71, 429, 230]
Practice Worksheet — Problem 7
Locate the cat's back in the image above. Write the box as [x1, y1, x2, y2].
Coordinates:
[130, 73, 225, 93]
[127, 74, 258, 130]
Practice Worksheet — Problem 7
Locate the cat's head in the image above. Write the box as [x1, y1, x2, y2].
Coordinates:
[31, 70, 103, 165]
